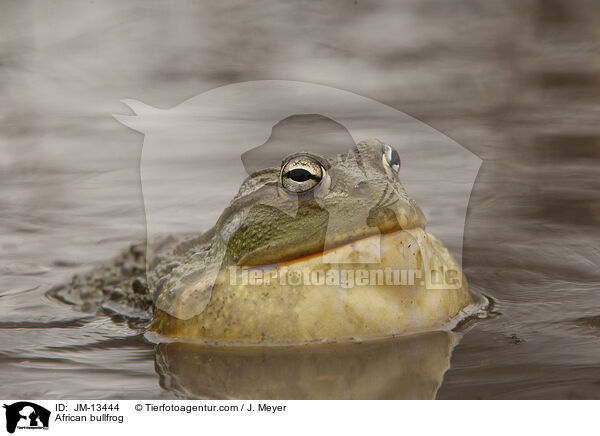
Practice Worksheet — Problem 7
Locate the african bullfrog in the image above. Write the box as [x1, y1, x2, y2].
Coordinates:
[55, 139, 482, 346]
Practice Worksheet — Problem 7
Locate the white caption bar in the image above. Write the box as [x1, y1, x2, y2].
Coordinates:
[0, 400, 596, 436]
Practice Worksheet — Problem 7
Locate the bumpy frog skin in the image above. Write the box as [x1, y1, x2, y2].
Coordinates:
[56, 139, 481, 346]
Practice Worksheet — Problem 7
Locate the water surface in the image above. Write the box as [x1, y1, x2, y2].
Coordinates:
[1, 0, 599, 399]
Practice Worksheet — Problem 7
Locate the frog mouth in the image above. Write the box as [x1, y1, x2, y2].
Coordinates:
[238, 222, 420, 268]
[236, 201, 427, 268]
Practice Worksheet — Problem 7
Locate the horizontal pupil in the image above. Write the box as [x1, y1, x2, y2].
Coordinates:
[287, 168, 315, 183]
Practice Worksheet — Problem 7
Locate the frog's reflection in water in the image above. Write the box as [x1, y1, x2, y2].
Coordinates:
[155, 331, 460, 399]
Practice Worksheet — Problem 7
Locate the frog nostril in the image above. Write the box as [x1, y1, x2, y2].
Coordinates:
[354, 181, 370, 193]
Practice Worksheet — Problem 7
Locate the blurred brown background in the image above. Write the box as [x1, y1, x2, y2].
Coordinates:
[1, 0, 599, 399]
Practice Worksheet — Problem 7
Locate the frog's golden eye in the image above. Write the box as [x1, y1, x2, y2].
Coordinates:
[280, 154, 325, 194]
[382, 144, 401, 173]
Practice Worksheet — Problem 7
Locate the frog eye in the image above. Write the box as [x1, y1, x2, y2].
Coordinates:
[280, 154, 326, 194]
[382, 144, 401, 173]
